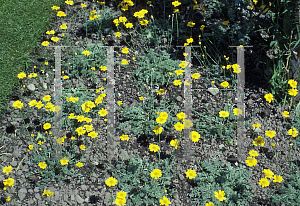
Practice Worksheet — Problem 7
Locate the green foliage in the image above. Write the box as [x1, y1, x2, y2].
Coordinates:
[80, 6, 122, 36]
[129, 48, 183, 88]
[60, 90, 104, 129]
[269, 161, 300, 205]
[61, 44, 107, 80]
[113, 155, 178, 206]
[189, 158, 254, 206]
[25, 139, 85, 190]
[202, 0, 254, 46]
[192, 104, 237, 140]
[116, 94, 182, 137]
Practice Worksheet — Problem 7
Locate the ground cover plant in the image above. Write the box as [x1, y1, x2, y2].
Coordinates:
[1, 0, 300, 205]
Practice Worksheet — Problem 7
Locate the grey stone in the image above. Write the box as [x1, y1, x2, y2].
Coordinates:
[81, 184, 87, 190]
[12, 148, 21, 158]
[176, 95, 182, 102]
[18, 188, 27, 200]
[207, 86, 219, 96]
[34, 187, 40, 193]
[75, 194, 85, 204]
[11, 161, 18, 167]
[27, 84, 35, 91]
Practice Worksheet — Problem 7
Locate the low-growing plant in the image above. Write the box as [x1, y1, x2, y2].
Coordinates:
[25, 132, 87, 190]
[61, 44, 107, 82]
[112, 155, 178, 206]
[116, 93, 182, 137]
[189, 158, 254, 206]
[123, 48, 184, 88]
[269, 160, 300, 205]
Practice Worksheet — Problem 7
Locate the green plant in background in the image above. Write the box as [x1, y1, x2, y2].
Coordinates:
[116, 93, 182, 137]
[79, 6, 123, 37]
[60, 90, 105, 129]
[269, 161, 300, 205]
[61, 44, 107, 82]
[126, 48, 183, 88]
[112, 155, 178, 206]
[25, 134, 86, 190]
[189, 158, 254, 206]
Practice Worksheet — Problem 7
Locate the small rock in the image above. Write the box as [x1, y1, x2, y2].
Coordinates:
[27, 84, 35, 91]
[12, 148, 21, 158]
[81, 185, 87, 190]
[75, 194, 85, 204]
[18, 188, 27, 200]
[11, 161, 18, 167]
[207, 86, 219, 96]
[176, 96, 182, 102]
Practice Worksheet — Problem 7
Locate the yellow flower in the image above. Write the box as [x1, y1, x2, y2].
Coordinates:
[288, 79, 297, 88]
[186, 38, 193, 44]
[60, 24, 67, 29]
[219, 111, 229, 118]
[76, 162, 84, 168]
[160, 196, 171, 206]
[43, 190, 54, 196]
[122, 47, 129, 54]
[264, 93, 274, 103]
[221, 20, 230, 25]
[245, 157, 257, 167]
[288, 128, 298, 138]
[12, 100, 24, 109]
[189, 131, 200, 142]
[192, 73, 201, 79]
[18, 72, 27, 79]
[253, 136, 265, 147]
[172, 1, 181, 7]
[113, 19, 120, 26]
[253, 123, 261, 128]
[60, 157, 69, 165]
[187, 22, 195, 27]
[151, 169, 162, 179]
[140, 19, 149, 26]
[2, 166, 13, 175]
[119, 16, 127, 23]
[121, 59, 128, 65]
[232, 63, 241, 73]
[80, 145, 85, 150]
[170, 139, 179, 149]
[262, 169, 274, 179]
[38, 162, 47, 169]
[106, 177, 118, 187]
[273, 175, 283, 183]
[149, 144, 160, 152]
[175, 69, 184, 76]
[125, 23, 133, 28]
[249, 150, 258, 157]
[82, 50, 91, 55]
[185, 169, 197, 179]
[259, 178, 270, 187]
[57, 11, 66, 17]
[179, 61, 189, 68]
[120, 134, 129, 141]
[220, 81, 229, 89]
[214, 190, 226, 201]
[233, 108, 242, 116]
[265, 130, 276, 139]
[288, 88, 298, 96]
[173, 80, 182, 86]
